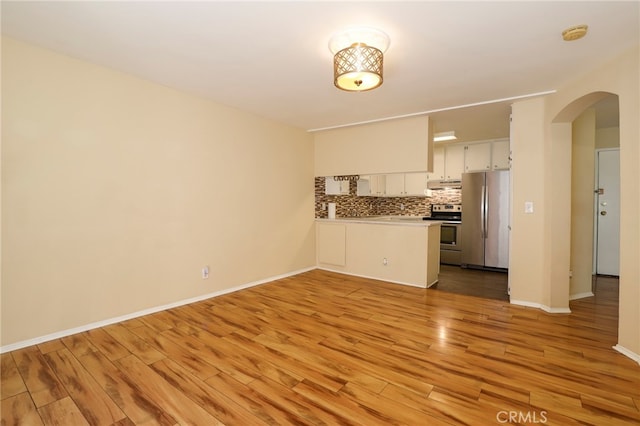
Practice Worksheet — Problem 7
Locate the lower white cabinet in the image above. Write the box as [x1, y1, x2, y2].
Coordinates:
[316, 221, 441, 288]
[316, 223, 346, 266]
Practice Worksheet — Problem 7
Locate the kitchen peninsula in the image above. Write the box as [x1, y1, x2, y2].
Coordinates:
[316, 217, 441, 288]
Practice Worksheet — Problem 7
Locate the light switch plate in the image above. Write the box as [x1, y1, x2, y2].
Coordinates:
[525, 201, 534, 214]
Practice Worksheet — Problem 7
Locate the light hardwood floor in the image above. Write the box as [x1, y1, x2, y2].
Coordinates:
[2, 270, 638, 425]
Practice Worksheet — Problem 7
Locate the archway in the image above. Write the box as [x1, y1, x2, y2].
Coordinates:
[551, 91, 620, 306]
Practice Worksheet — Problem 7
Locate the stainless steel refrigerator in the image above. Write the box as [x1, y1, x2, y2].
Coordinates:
[461, 171, 510, 269]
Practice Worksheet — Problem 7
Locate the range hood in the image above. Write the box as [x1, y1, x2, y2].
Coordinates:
[427, 179, 462, 189]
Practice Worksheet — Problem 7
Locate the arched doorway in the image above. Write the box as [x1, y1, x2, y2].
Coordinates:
[551, 92, 620, 303]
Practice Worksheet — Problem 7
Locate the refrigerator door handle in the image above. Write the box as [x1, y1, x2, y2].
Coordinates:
[481, 185, 487, 239]
[483, 186, 489, 239]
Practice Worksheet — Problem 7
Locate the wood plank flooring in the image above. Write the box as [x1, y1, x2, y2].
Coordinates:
[2, 270, 639, 425]
[432, 265, 509, 301]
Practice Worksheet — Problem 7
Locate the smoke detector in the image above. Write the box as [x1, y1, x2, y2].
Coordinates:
[562, 25, 588, 41]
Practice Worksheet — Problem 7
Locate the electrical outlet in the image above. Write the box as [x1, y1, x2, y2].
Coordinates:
[202, 266, 209, 279]
[383, 258, 388, 266]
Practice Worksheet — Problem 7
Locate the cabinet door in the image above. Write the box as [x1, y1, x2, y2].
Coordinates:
[492, 140, 510, 170]
[428, 145, 445, 180]
[325, 177, 350, 195]
[317, 223, 346, 266]
[356, 176, 372, 196]
[371, 175, 386, 196]
[404, 172, 428, 196]
[464, 142, 492, 172]
[385, 174, 405, 196]
[357, 175, 386, 196]
[444, 144, 465, 180]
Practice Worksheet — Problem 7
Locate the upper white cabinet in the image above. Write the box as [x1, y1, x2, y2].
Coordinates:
[325, 177, 350, 195]
[444, 144, 465, 180]
[464, 142, 492, 172]
[491, 139, 511, 170]
[384, 174, 405, 196]
[428, 145, 445, 181]
[428, 139, 510, 181]
[403, 173, 429, 196]
[357, 175, 386, 196]
[358, 173, 427, 197]
[385, 173, 428, 196]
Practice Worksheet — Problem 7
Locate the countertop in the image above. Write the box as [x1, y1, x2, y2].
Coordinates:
[315, 216, 442, 227]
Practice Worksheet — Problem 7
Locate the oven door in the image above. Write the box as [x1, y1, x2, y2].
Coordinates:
[440, 223, 461, 250]
[440, 222, 462, 265]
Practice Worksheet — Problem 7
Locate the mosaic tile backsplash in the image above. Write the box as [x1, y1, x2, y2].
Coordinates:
[315, 177, 461, 218]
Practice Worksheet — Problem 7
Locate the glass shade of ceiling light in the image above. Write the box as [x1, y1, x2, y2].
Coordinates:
[329, 27, 390, 92]
[433, 131, 457, 142]
[562, 24, 588, 41]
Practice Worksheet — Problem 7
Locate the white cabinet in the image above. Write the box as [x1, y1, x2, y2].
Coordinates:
[428, 143, 464, 181]
[316, 221, 441, 288]
[464, 142, 492, 172]
[385, 173, 428, 196]
[428, 145, 445, 181]
[444, 144, 465, 180]
[370, 175, 386, 196]
[358, 173, 427, 197]
[325, 177, 350, 195]
[385, 174, 405, 196]
[492, 139, 510, 170]
[429, 139, 510, 180]
[357, 175, 386, 196]
[403, 173, 429, 196]
[316, 223, 346, 266]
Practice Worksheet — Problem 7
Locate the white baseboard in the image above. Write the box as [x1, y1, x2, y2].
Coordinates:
[569, 292, 595, 300]
[0, 266, 315, 354]
[316, 267, 427, 289]
[509, 299, 542, 309]
[613, 344, 640, 365]
[541, 306, 572, 314]
[510, 299, 571, 314]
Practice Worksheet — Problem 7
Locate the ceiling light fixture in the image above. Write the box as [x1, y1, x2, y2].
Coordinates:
[328, 27, 390, 92]
[433, 131, 457, 142]
[562, 24, 588, 41]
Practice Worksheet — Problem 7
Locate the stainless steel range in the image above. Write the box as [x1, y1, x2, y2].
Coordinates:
[423, 204, 462, 265]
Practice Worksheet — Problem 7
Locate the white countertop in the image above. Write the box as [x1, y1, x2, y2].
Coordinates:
[315, 216, 442, 227]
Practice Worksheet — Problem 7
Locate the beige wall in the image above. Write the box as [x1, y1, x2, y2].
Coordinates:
[314, 115, 432, 176]
[571, 109, 596, 298]
[596, 127, 620, 149]
[508, 98, 546, 306]
[1, 38, 316, 347]
[511, 45, 640, 360]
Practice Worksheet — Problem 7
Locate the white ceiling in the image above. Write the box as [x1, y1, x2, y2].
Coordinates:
[2, 1, 637, 140]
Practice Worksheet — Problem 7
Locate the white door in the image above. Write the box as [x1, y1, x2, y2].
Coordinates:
[595, 149, 620, 275]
